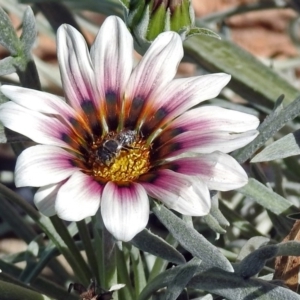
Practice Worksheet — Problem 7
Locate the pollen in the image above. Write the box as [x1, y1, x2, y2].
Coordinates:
[91, 139, 151, 183]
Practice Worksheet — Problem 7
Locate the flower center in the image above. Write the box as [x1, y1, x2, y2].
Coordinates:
[86, 131, 151, 183]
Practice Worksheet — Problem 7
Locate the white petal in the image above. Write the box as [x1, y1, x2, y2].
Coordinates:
[168, 106, 259, 133]
[0, 101, 72, 148]
[55, 171, 102, 221]
[156, 129, 259, 159]
[123, 31, 183, 126]
[141, 74, 231, 130]
[101, 182, 149, 242]
[15, 145, 78, 187]
[0, 85, 76, 120]
[168, 152, 248, 191]
[91, 16, 133, 102]
[57, 24, 98, 111]
[34, 183, 64, 217]
[109, 284, 125, 292]
[139, 169, 210, 216]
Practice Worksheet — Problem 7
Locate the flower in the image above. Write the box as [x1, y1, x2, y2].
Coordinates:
[0, 16, 259, 242]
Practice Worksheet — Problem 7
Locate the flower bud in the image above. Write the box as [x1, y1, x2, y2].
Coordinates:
[122, 0, 195, 53]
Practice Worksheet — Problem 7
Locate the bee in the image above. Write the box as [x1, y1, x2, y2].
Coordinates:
[68, 280, 113, 300]
[97, 130, 137, 166]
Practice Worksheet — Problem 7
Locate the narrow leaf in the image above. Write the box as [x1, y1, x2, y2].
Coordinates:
[184, 35, 300, 107]
[189, 267, 300, 300]
[236, 236, 270, 261]
[238, 178, 298, 215]
[130, 229, 185, 265]
[233, 95, 300, 164]
[0, 7, 20, 55]
[235, 245, 277, 278]
[165, 258, 201, 300]
[252, 130, 300, 162]
[152, 204, 233, 272]
[20, 7, 37, 57]
[0, 56, 17, 76]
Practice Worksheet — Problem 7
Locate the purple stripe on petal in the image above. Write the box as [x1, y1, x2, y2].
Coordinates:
[139, 169, 210, 216]
[159, 152, 248, 191]
[165, 106, 259, 135]
[15, 145, 79, 187]
[0, 85, 77, 120]
[0, 102, 75, 149]
[124, 31, 183, 128]
[101, 182, 149, 242]
[141, 74, 231, 135]
[57, 25, 98, 108]
[153, 130, 259, 159]
[91, 16, 133, 130]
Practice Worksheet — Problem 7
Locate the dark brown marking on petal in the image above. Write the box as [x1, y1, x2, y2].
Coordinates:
[68, 116, 93, 144]
[157, 161, 179, 172]
[152, 127, 185, 149]
[151, 142, 182, 161]
[61, 132, 81, 150]
[80, 99, 102, 136]
[105, 91, 119, 131]
[141, 107, 169, 136]
[125, 96, 145, 128]
[138, 172, 157, 183]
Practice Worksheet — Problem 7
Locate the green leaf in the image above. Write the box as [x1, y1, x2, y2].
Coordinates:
[19, 234, 44, 283]
[0, 197, 36, 243]
[238, 178, 298, 215]
[129, 245, 147, 296]
[218, 200, 264, 238]
[0, 56, 17, 75]
[20, 7, 37, 57]
[252, 130, 300, 162]
[235, 245, 277, 278]
[0, 7, 20, 55]
[203, 194, 229, 234]
[130, 229, 185, 265]
[189, 267, 300, 300]
[233, 95, 300, 164]
[0, 280, 51, 300]
[186, 27, 220, 39]
[277, 241, 300, 256]
[184, 35, 300, 108]
[165, 258, 201, 300]
[236, 236, 270, 261]
[152, 204, 233, 272]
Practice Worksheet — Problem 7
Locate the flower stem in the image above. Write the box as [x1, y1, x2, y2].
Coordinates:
[0, 279, 51, 300]
[76, 219, 99, 279]
[50, 216, 93, 284]
[0, 183, 89, 285]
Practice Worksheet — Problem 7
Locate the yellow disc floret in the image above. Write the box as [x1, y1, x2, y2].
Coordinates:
[92, 139, 151, 183]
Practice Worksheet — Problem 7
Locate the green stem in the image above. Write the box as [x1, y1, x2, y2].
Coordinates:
[0, 260, 77, 300]
[0, 197, 36, 243]
[92, 215, 104, 286]
[0, 183, 87, 285]
[130, 245, 146, 297]
[116, 246, 135, 300]
[50, 216, 92, 285]
[102, 227, 117, 291]
[76, 219, 99, 278]
[0, 280, 51, 300]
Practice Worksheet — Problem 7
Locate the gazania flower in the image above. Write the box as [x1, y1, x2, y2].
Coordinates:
[0, 16, 259, 241]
